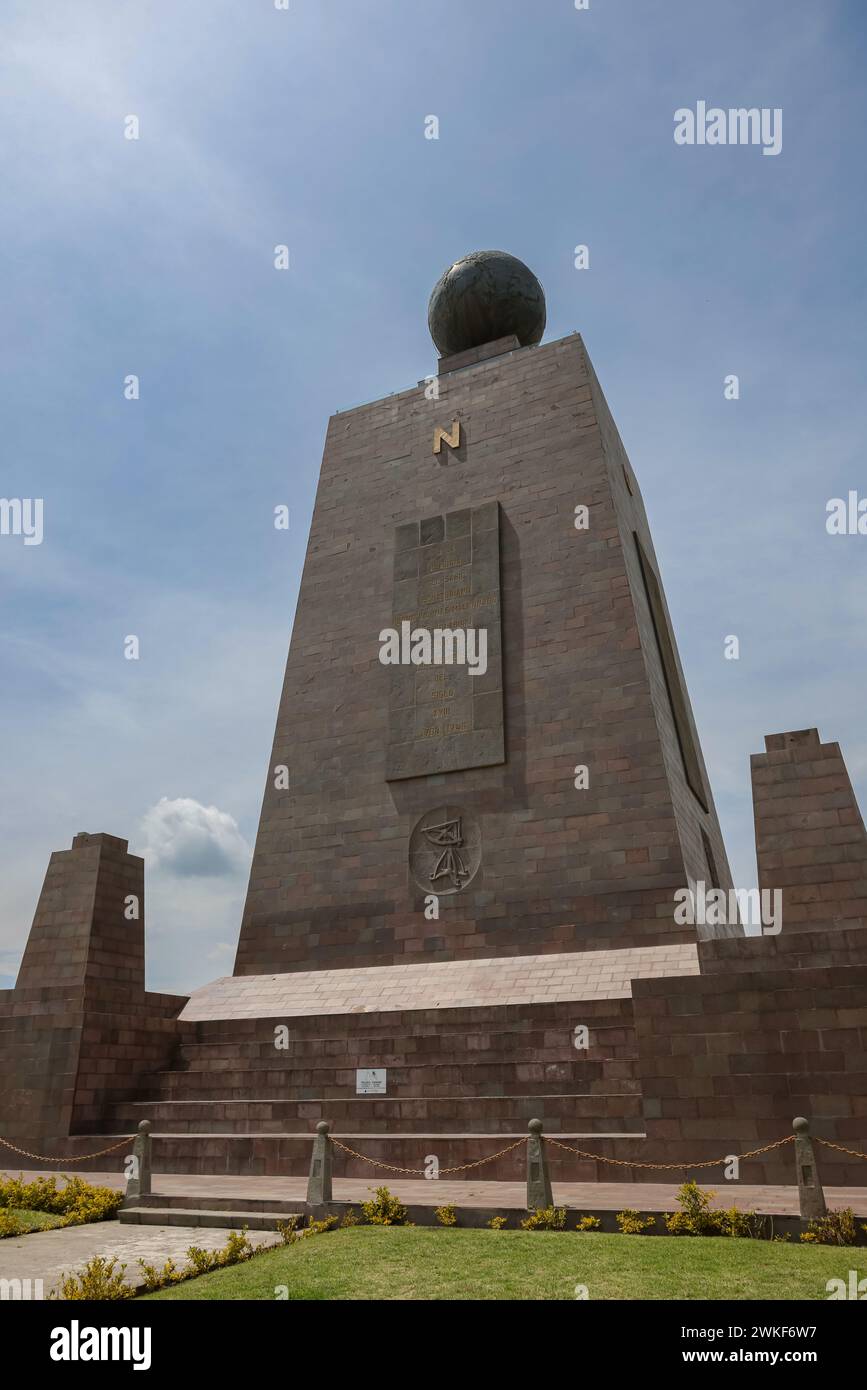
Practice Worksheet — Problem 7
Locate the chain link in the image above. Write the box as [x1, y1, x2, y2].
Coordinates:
[544, 1134, 795, 1171]
[329, 1133, 800, 1177]
[330, 1136, 527, 1176]
[0, 1134, 134, 1164]
[7, 1127, 857, 1178]
[814, 1137, 867, 1162]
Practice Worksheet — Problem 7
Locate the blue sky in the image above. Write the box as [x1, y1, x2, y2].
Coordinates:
[2, 0, 865, 992]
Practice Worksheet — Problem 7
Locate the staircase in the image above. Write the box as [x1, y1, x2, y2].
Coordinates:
[101, 998, 647, 1179]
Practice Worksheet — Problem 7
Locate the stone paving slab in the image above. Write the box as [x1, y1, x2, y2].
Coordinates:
[7, 1169, 867, 1216]
[0, 1217, 279, 1298]
[180, 943, 700, 1020]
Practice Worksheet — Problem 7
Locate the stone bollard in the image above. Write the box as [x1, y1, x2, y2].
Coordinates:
[307, 1121, 333, 1205]
[526, 1118, 553, 1210]
[124, 1119, 152, 1205]
[793, 1116, 826, 1222]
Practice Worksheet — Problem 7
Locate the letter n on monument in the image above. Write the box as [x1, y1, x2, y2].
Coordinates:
[386, 501, 504, 779]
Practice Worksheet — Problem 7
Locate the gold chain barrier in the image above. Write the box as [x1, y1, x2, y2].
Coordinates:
[328, 1133, 803, 1178]
[0, 1134, 134, 1164]
[330, 1133, 799, 1176]
[545, 1134, 795, 1171]
[814, 1138, 867, 1162]
[309, 1122, 851, 1222]
[330, 1135, 527, 1176]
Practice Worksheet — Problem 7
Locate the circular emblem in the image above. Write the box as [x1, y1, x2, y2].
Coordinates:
[409, 805, 481, 896]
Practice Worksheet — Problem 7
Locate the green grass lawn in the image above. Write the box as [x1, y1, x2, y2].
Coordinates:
[142, 1227, 865, 1301]
[1, 1208, 64, 1234]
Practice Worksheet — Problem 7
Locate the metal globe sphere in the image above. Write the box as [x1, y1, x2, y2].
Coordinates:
[428, 250, 546, 357]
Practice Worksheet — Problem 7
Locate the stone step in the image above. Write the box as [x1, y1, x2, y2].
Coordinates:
[107, 1093, 643, 1135]
[179, 1014, 637, 1053]
[119, 1206, 297, 1231]
[180, 1021, 638, 1045]
[134, 1193, 309, 1214]
[174, 1036, 638, 1067]
[117, 1202, 555, 1232]
[143, 1061, 640, 1101]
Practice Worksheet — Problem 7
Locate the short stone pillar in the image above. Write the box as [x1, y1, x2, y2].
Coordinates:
[526, 1118, 553, 1210]
[124, 1119, 152, 1204]
[793, 1116, 826, 1221]
[307, 1121, 332, 1204]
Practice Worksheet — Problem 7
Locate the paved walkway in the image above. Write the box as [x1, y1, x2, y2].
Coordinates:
[6, 1168, 867, 1215]
[0, 1218, 279, 1298]
[3, 1169, 865, 1298]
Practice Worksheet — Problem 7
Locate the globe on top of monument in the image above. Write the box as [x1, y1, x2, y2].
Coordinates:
[428, 249, 546, 357]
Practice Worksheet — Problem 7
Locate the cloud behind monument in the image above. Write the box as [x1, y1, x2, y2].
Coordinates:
[140, 797, 250, 879]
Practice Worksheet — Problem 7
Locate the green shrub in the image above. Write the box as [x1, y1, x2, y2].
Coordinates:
[276, 1216, 302, 1245]
[717, 1207, 768, 1239]
[664, 1184, 771, 1239]
[138, 1258, 184, 1290]
[54, 1256, 134, 1301]
[275, 1214, 339, 1243]
[800, 1208, 857, 1246]
[0, 1173, 123, 1226]
[575, 1214, 602, 1232]
[487, 1215, 508, 1230]
[616, 1209, 655, 1234]
[0, 1174, 66, 1212]
[521, 1206, 567, 1231]
[0, 1209, 27, 1239]
[303, 1215, 339, 1237]
[361, 1186, 408, 1226]
[185, 1246, 221, 1275]
[136, 1228, 256, 1293]
[434, 1204, 457, 1227]
[665, 1181, 724, 1237]
[217, 1230, 255, 1264]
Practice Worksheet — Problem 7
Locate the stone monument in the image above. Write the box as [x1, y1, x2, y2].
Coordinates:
[235, 249, 735, 978]
[2, 253, 865, 1191]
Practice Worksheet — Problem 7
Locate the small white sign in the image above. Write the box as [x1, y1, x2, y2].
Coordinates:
[356, 1068, 387, 1095]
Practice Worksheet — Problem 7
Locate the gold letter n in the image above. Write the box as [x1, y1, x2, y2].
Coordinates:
[433, 420, 461, 455]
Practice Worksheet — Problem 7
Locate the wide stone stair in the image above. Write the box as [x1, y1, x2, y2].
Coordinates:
[101, 998, 647, 1178]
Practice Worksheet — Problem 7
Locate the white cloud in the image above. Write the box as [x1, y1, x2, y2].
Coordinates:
[206, 942, 236, 964]
[140, 797, 250, 879]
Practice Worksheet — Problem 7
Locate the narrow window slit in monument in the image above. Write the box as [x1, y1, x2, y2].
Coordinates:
[633, 533, 709, 813]
[701, 828, 720, 890]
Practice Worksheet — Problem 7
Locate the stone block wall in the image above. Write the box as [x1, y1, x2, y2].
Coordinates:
[0, 833, 188, 1150]
[237, 333, 734, 976]
[752, 728, 867, 932]
[632, 927, 867, 1186]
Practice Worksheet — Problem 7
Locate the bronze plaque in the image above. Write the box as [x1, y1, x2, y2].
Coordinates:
[386, 502, 504, 780]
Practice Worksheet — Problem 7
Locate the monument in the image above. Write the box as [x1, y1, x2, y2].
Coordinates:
[236, 249, 735, 978]
[2, 253, 865, 1190]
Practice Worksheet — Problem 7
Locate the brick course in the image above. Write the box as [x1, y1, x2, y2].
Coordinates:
[236, 333, 735, 976]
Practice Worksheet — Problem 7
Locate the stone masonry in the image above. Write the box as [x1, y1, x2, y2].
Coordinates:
[1, 300, 865, 1194]
[235, 331, 736, 977]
